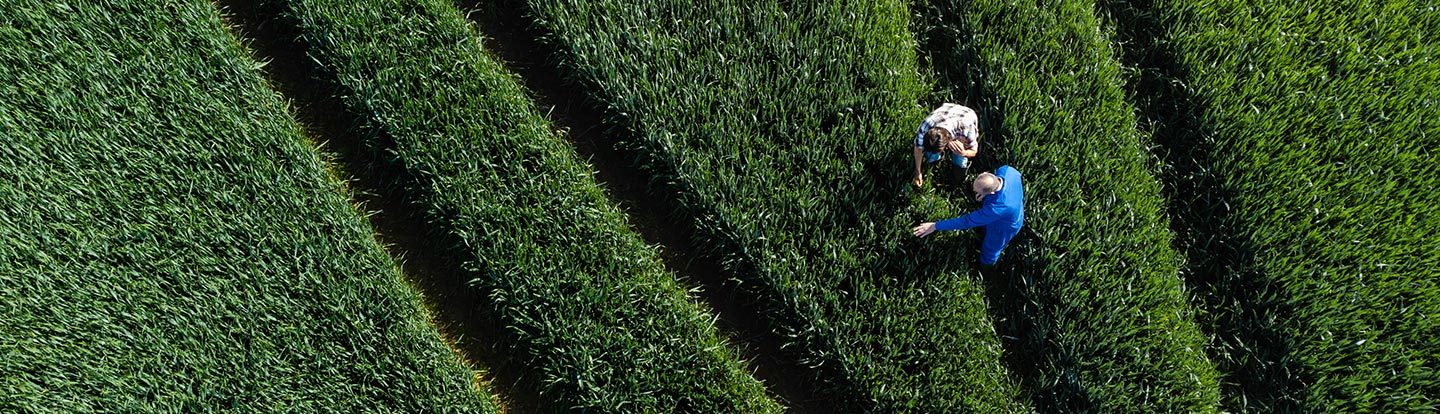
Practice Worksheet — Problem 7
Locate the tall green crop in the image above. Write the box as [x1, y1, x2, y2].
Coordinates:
[914, 0, 1222, 413]
[1100, 0, 1440, 411]
[518, 0, 1032, 412]
[0, 1, 493, 412]
[252, 0, 784, 412]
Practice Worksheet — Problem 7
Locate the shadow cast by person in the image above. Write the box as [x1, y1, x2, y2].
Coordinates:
[979, 226, 1103, 412]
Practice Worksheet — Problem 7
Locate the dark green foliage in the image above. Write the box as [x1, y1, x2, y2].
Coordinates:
[0, 1, 494, 412]
[260, 0, 783, 412]
[914, 0, 1223, 413]
[520, 0, 1031, 412]
[1099, 0, 1440, 411]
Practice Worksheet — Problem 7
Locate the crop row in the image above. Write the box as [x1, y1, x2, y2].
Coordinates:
[1104, 0, 1440, 411]
[257, 0, 783, 412]
[0, 1, 493, 412]
[914, 0, 1221, 412]
[520, 0, 1031, 412]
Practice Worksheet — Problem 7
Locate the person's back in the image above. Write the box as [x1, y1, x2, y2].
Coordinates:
[989, 166, 1024, 229]
[911, 103, 981, 187]
[911, 165, 1025, 265]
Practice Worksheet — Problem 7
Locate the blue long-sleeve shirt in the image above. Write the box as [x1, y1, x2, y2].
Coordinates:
[937, 165, 1024, 232]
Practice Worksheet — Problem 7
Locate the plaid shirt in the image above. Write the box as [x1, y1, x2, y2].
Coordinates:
[913, 103, 979, 153]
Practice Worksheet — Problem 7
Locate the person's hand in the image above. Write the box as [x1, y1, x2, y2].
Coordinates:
[912, 222, 937, 237]
[912, 173, 924, 187]
[947, 140, 964, 154]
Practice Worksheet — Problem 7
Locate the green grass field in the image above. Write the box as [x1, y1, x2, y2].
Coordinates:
[520, 0, 1031, 412]
[252, 0, 784, 411]
[0, 1, 494, 412]
[915, 0, 1221, 412]
[4, 0, 1432, 411]
[1098, 0, 1440, 411]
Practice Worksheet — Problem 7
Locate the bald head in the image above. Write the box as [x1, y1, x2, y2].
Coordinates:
[972, 172, 1002, 197]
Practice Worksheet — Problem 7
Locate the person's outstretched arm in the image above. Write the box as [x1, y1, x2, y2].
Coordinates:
[937, 204, 1001, 231]
[913, 203, 1001, 237]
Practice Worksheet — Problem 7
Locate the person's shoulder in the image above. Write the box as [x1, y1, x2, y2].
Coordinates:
[998, 166, 1023, 187]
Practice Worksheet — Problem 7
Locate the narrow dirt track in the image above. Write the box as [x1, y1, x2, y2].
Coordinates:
[216, 1, 538, 412]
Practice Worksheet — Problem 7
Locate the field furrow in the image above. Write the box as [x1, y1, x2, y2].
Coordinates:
[516, 0, 1032, 412]
[0, 1, 494, 412]
[1099, 0, 1440, 411]
[242, 0, 785, 412]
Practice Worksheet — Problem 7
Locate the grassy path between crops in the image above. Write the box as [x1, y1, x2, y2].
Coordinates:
[456, 2, 825, 412]
[1094, 1, 1297, 410]
[216, 2, 534, 412]
[1099, 0, 1440, 411]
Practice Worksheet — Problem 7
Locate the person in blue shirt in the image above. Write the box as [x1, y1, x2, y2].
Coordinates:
[912, 165, 1024, 265]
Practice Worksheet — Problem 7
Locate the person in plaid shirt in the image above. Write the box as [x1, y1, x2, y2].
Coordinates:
[911, 103, 980, 187]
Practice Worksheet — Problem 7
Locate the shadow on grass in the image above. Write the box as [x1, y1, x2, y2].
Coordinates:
[1096, 1, 1302, 412]
[216, 1, 542, 412]
[453, 0, 835, 412]
[909, 3, 1101, 411]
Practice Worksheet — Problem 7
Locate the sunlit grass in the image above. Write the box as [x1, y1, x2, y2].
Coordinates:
[1116, 0, 1440, 411]
[0, 1, 494, 412]
[258, 0, 784, 412]
[520, 0, 1032, 412]
[914, 0, 1222, 413]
